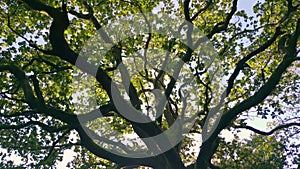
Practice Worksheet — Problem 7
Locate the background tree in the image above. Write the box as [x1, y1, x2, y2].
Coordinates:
[0, 0, 299, 168]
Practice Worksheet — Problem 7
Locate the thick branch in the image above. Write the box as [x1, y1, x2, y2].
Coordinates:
[75, 125, 162, 168]
[183, 0, 191, 22]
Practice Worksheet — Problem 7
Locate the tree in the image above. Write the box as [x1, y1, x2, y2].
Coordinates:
[0, 0, 299, 168]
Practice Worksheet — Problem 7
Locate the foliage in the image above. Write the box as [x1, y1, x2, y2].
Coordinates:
[214, 134, 287, 169]
[0, 0, 299, 168]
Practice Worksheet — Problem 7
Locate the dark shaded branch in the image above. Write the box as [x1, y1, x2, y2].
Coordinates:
[82, 1, 113, 44]
[226, 27, 284, 96]
[77, 103, 115, 123]
[1, 93, 28, 103]
[43, 129, 71, 161]
[234, 123, 300, 136]
[68, 10, 90, 19]
[22, 0, 57, 16]
[75, 125, 163, 168]
[0, 64, 37, 107]
[30, 74, 45, 105]
[0, 63, 77, 126]
[183, 0, 191, 22]
[0, 120, 69, 133]
[36, 57, 73, 71]
[191, 0, 212, 21]
[0, 110, 36, 118]
[21, 0, 77, 65]
[20, 142, 80, 151]
[193, 0, 238, 50]
[6, 16, 54, 55]
[206, 0, 238, 39]
[83, 126, 135, 154]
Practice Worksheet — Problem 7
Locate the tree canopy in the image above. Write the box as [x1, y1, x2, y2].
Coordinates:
[0, 0, 299, 168]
